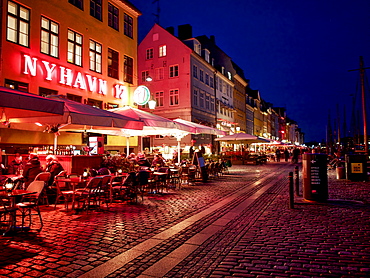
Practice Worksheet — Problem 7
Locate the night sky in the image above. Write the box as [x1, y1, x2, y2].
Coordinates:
[132, 0, 370, 143]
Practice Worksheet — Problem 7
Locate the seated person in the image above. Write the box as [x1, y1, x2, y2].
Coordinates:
[23, 153, 43, 187]
[45, 155, 64, 187]
[7, 153, 24, 175]
[137, 153, 151, 168]
[151, 154, 165, 167]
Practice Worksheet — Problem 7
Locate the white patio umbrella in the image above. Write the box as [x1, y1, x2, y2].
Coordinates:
[173, 118, 226, 136]
[215, 132, 269, 143]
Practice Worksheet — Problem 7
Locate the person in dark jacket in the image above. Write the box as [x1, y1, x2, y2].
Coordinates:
[23, 153, 43, 187]
[45, 155, 64, 187]
[7, 153, 25, 175]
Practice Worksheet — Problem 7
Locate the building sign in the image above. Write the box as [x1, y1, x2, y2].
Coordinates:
[133, 85, 150, 105]
[22, 54, 127, 100]
[351, 163, 363, 174]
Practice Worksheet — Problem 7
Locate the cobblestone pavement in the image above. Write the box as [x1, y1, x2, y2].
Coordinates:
[1, 163, 370, 278]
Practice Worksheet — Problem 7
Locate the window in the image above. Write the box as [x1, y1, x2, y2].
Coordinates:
[39, 87, 58, 97]
[199, 92, 204, 108]
[41, 17, 59, 58]
[194, 40, 201, 55]
[193, 89, 198, 106]
[155, 91, 164, 107]
[205, 95, 210, 110]
[155, 67, 164, 80]
[210, 76, 214, 88]
[6, 1, 30, 47]
[205, 73, 209, 85]
[210, 97, 215, 111]
[86, 98, 102, 109]
[146, 48, 153, 60]
[108, 48, 119, 79]
[169, 65, 178, 78]
[66, 93, 82, 102]
[193, 65, 198, 78]
[106, 103, 119, 109]
[124, 13, 133, 38]
[5, 79, 28, 92]
[204, 49, 210, 63]
[108, 3, 119, 31]
[69, 0, 83, 10]
[199, 70, 204, 82]
[124, 55, 133, 84]
[67, 30, 82, 66]
[169, 89, 179, 106]
[89, 40, 102, 73]
[159, 45, 166, 57]
[141, 70, 150, 82]
[90, 0, 102, 21]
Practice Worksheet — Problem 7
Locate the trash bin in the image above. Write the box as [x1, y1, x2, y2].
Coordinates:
[336, 167, 345, 179]
[302, 153, 328, 201]
[345, 154, 368, 181]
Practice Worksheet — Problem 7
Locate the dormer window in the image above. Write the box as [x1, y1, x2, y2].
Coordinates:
[194, 40, 201, 55]
[204, 49, 210, 63]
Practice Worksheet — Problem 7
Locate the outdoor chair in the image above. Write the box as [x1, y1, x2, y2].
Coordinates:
[54, 175, 74, 210]
[99, 175, 112, 208]
[74, 177, 103, 212]
[16, 180, 45, 231]
[0, 196, 18, 236]
[169, 168, 181, 189]
[111, 174, 130, 202]
[34, 172, 52, 205]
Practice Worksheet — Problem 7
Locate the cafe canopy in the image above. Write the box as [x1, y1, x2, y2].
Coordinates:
[0, 87, 64, 121]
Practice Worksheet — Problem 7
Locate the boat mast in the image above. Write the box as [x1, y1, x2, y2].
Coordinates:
[350, 56, 369, 155]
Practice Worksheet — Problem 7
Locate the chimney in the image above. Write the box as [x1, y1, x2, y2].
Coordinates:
[166, 26, 175, 36]
[178, 24, 192, 40]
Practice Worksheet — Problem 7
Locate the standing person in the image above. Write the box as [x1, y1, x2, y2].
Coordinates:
[275, 149, 281, 162]
[292, 148, 300, 164]
[284, 149, 290, 162]
[199, 145, 206, 155]
[23, 153, 43, 187]
[189, 146, 194, 159]
[45, 155, 64, 187]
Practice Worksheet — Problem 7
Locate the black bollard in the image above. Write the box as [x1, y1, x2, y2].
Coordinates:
[294, 166, 300, 196]
[289, 172, 294, 209]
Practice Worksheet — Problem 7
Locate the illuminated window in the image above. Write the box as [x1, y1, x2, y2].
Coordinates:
[69, 0, 83, 10]
[124, 13, 133, 38]
[205, 73, 209, 85]
[90, 0, 102, 21]
[155, 91, 164, 107]
[86, 98, 102, 109]
[108, 48, 119, 79]
[41, 17, 59, 58]
[193, 65, 198, 78]
[6, 1, 30, 47]
[159, 45, 166, 57]
[108, 3, 119, 31]
[194, 40, 201, 55]
[5, 79, 28, 92]
[199, 69, 204, 82]
[169, 65, 178, 78]
[146, 48, 153, 59]
[67, 30, 82, 66]
[204, 49, 210, 63]
[141, 70, 150, 82]
[124, 55, 133, 84]
[39, 87, 58, 97]
[155, 67, 164, 80]
[106, 102, 119, 109]
[89, 40, 102, 73]
[169, 89, 179, 106]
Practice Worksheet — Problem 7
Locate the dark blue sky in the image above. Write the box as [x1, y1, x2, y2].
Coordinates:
[132, 0, 370, 143]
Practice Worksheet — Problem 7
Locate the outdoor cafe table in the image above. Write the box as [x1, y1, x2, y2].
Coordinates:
[55, 177, 89, 211]
[0, 189, 36, 235]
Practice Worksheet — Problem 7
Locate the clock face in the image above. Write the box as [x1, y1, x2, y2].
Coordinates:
[133, 85, 150, 105]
